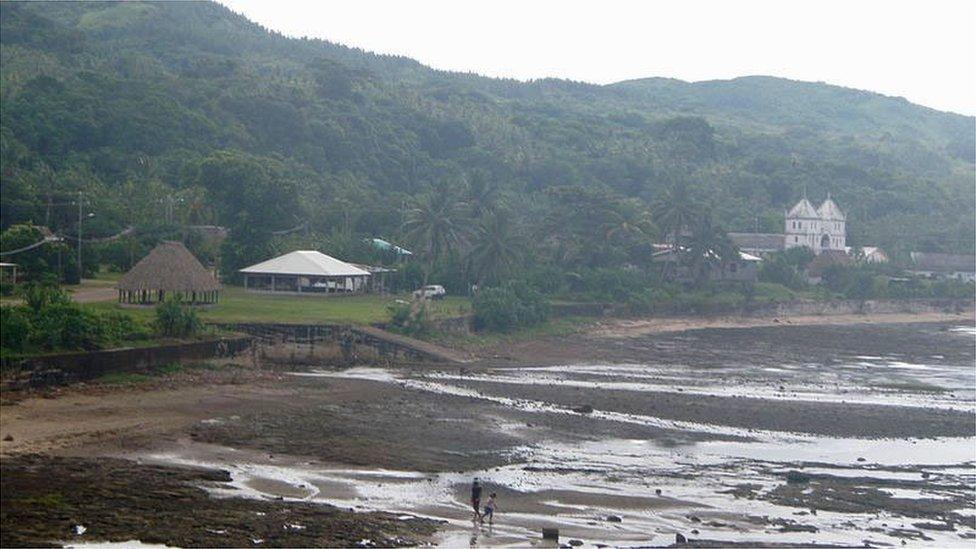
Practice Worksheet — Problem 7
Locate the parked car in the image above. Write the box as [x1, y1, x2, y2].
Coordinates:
[413, 284, 446, 300]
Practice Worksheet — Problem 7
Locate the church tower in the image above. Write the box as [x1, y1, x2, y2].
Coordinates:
[784, 194, 845, 254]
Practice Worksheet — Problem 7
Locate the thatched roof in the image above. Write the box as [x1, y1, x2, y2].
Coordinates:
[117, 241, 220, 292]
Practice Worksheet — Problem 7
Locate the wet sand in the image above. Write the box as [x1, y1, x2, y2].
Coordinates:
[1, 318, 974, 547]
[472, 311, 974, 365]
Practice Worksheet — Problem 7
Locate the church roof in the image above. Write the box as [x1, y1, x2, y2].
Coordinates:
[817, 198, 846, 221]
[787, 198, 819, 219]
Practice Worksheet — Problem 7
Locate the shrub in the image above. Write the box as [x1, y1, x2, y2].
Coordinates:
[1, 283, 146, 354]
[386, 300, 432, 336]
[0, 307, 31, 351]
[155, 298, 202, 338]
[19, 281, 71, 313]
[30, 303, 106, 350]
[473, 283, 549, 332]
[568, 268, 652, 302]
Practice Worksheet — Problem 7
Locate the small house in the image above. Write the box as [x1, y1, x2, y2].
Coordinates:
[240, 250, 371, 295]
[652, 245, 762, 283]
[906, 252, 976, 282]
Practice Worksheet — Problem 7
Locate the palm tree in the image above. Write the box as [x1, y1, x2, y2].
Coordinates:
[466, 171, 500, 218]
[651, 182, 700, 278]
[651, 183, 699, 249]
[467, 211, 522, 286]
[601, 204, 654, 247]
[684, 210, 737, 286]
[402, 191, 467, 284]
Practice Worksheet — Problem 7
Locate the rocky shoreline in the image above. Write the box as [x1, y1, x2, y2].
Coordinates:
[0, 454, 439, 548]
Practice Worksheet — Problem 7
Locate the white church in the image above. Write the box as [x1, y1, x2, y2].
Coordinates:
[730, 195, 863, 257]
[783, 195, 846, 253]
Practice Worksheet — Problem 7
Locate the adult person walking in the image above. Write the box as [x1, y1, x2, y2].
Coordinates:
[470, 478, 483, 522]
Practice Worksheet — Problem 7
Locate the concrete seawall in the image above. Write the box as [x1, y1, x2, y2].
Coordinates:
[1, 337, 252, 390]
[218, 323, 467, 364]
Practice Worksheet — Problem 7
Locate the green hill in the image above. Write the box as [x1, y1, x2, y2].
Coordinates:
[2, 0, 973, 274]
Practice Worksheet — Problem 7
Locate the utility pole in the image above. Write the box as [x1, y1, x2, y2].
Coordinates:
[77, 191, 83, 279]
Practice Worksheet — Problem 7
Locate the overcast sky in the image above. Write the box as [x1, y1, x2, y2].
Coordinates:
[220, 0, 974, 115]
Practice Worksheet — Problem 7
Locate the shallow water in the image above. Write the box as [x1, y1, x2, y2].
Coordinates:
[154, 322, 976, 547]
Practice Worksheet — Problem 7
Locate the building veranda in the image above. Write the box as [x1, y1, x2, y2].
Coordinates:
[240, 250, 372, 295]
[116, 241, 220, 305]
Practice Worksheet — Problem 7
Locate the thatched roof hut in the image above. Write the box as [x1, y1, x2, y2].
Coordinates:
[117, 241, 220, 305]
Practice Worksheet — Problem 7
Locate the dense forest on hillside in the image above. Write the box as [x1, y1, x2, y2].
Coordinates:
[2, 1, 974, 289]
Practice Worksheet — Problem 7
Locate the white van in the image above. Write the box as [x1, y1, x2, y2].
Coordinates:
[413, 285, 446, 299]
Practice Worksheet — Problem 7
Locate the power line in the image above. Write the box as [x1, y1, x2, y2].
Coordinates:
[0, 236, 63, 257]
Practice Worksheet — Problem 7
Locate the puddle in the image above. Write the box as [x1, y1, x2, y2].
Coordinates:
[145, 427, 976, 548]
[63, 542, 173, 549]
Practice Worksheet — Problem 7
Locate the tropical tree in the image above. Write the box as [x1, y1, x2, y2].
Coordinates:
[402, 191, 468, 285]
[467, 211, 522, 286]
[466, 170, 500, 218]
[683, 209, 737, 286]
[651, 182, 700, 249]
[601, 201, 655, 248]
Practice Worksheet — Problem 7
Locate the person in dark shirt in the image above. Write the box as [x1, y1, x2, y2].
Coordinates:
[470, 478, 483, 522]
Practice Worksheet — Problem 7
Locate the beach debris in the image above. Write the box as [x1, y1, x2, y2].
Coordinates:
[572, 404, 594, 414]
[856, 457, 866, 462]
[205, 528, 227, 535]
[542, 527, 559, 541]
[655, 488, 662, 495]
[283, 523, 305, 531]
[3, 435, 12, 441]
[251, 539, 264, 545]
[689, 515, 701, 523]
[355, 539, 375, 547]
[605, 514, 622, 522]
[74, 525, 87, 535]
[567, 540, 583, 547]
[675, 532, 687, 544]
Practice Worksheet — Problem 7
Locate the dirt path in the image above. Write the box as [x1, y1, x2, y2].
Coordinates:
[69, 285, 116, 303]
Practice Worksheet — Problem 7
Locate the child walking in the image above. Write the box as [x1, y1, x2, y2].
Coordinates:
[481, 492, 498, 525]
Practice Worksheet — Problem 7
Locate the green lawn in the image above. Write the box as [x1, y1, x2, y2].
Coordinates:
[87, 286, 471, 326]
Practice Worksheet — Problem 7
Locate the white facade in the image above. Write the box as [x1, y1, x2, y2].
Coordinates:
[784, 196, 846, 254]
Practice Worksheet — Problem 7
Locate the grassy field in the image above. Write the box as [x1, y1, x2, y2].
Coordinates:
[86, 285, 471, 326]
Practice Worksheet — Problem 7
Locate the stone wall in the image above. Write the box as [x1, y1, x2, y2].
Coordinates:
[1, 337, 252, 390]
[220, 323, 459, 363]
